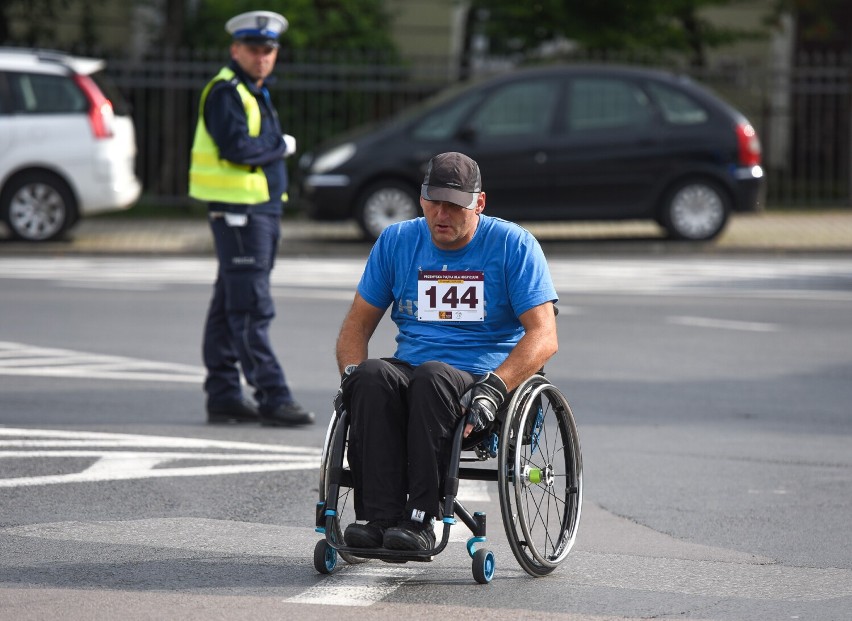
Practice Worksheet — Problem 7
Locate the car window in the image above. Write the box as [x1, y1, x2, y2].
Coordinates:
[567, 78, 653, 131]
[411, 90, 483, 140]
[645, 82, 709, 125]
[7, 72, 87, 114]
[469, 79, 560, 137]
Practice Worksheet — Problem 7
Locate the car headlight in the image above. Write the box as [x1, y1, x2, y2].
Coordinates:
[311, 143, 356, 174]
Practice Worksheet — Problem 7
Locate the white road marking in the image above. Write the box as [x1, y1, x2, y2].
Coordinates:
[0, 427, 318, 452]
[666, 315, 780, 332]
[0, 426, 485, 526]
[0, 428, 320, 488]
[285, 566, 424, 607]
[0, 341, 204, 382]
[1, 256, 851, 300]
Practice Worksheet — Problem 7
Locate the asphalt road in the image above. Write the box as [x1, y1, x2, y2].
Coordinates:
[1, 254, 851, 620]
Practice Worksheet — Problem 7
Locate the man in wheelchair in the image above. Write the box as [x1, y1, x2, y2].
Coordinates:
[334, 152, 558, 552]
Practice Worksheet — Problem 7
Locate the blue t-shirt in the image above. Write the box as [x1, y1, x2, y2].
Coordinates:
[357, 215, 558, 374]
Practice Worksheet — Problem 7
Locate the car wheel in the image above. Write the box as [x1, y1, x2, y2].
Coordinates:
[354, 181, 420, 240]
[0, 171, 77, 242]
[660, 178, 730, 241]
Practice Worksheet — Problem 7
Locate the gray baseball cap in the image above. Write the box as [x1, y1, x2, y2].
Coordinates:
[421, 152, 481, 209]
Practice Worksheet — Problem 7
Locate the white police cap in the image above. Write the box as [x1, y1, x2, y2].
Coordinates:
[225, 11, 288, 47]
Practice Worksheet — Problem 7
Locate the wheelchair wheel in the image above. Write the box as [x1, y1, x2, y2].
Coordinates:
[498, 375, 583, 577]
[319, 411, 366, 565]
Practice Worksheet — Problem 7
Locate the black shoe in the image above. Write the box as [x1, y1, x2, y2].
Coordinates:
[383, 519, 436, 551]
[259, 402, 315, 426]
[206, 399, 259, 424]
[344, 519, 395, 548]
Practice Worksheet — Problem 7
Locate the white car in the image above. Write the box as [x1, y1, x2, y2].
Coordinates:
[0, 48, 141, 241]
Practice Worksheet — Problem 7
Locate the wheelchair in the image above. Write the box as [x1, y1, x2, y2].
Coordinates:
[313, 372, 583, 584]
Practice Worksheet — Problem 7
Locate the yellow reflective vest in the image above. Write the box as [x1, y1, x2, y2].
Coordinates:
[188, 67, 270, 204]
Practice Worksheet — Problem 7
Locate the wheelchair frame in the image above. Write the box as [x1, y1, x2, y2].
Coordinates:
[313, 373, 583, 584]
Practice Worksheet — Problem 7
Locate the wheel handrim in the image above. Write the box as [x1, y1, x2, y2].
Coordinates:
[320, 414, 366, 564]
[669, 184, 725, 239]
[10, 183, 66, 240]
[510, 383, 582, 569]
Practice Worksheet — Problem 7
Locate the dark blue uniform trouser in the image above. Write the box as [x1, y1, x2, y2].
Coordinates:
[342, 359, 474, 523]
[203, 212, 293, 411]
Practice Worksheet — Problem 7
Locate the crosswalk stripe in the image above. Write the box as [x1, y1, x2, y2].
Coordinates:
[0, 256, 850, 299]
[0, 341, 204, 382]
[0, 428, 322, 488]
[285, 566, 424, 607]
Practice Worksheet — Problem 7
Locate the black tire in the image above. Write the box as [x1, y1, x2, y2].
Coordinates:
[313, 539, 338, 574]
[318, 411, 367, 565]
[354, 180, 420, 240]
[0, 171, 78, 242]
[472, 547, 495, 584]
[659, 178, 730, 241]
[498, 375, 583, 577]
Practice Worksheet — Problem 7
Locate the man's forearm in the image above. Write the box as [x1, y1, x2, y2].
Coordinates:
[335, 333, 368, 374]
[495, 339, 556, 391]
[335, 312, 373, 373]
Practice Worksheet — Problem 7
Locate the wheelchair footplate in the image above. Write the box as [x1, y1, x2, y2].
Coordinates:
[314, 498, 495, 584]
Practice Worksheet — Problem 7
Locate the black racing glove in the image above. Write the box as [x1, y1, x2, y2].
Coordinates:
[461, 372, 508, 433]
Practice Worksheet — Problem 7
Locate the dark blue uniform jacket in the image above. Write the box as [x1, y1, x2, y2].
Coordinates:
[203, 60, 288, 216]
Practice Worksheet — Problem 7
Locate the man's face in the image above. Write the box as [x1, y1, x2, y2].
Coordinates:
[231, 41, 278, 83]
[421, 193, 485, 251]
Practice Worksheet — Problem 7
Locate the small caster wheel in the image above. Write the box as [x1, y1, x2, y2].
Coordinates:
[472, 548, 495, 584]
[314, 540, 338, 574]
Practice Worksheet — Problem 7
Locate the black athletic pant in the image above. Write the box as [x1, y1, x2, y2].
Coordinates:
[342, 358, 474, 523]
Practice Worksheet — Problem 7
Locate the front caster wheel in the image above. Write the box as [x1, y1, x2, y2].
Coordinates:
[314, 540, 338, 574]
[472, 548, 495, 584]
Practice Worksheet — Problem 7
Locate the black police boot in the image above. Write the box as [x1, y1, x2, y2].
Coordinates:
[206, 398, 259, 424]
[259, 402, 315, 426]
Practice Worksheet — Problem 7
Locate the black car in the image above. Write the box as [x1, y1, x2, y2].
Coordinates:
[298, 64, 764, 241]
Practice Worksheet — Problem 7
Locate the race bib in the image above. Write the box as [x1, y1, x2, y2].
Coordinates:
[417, 270, 484, 322]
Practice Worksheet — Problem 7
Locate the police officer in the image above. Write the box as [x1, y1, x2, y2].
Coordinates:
[189, 10, 314, 427]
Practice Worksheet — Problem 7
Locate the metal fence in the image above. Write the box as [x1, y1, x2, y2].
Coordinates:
[104, 48, 852, 209]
